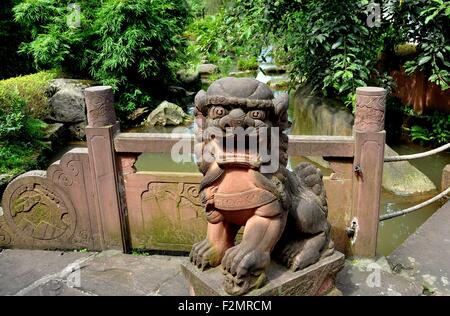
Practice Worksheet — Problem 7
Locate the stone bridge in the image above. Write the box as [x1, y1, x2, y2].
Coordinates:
[0, 86, 399, 258]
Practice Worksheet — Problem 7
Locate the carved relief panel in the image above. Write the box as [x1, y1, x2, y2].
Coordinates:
[124, 172, 206, 252]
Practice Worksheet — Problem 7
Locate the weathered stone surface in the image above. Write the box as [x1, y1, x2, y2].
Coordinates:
[67, 121, 87, 140]
[336, 258, 423, 296]
[1, 148, 106, 251]
[127, 107, 149, 122]
[1, 248, 436, 296]
[0, 249, 93, 296]
[85, 86, 116, 127]
[387, 201, 450, 295]
[124, 172, 205, 252]
[46, 78, 94, 97]
[73, 251, 189, 296]
[44, 123, 65, 141]
[383, 145, 436, 195]
[182, 252, 345, 296]
[49, 88, 86, 123]
[354, 87, 386, 133]
[198, 64, 218, 76]
[145, 101, 188, 127]
[292, 86, 355, 136]
[177, 69, 200, 86]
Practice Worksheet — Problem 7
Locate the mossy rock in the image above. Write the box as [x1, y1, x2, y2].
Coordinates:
[0, 70, 58, 120]
[145, 101, 189, 127]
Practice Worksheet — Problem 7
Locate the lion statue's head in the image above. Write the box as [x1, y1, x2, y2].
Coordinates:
[193, 77, 290, 175]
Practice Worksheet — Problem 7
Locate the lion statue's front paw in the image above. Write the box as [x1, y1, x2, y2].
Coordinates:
[189, 239, 222, 270]
[221, 245, 270, 295]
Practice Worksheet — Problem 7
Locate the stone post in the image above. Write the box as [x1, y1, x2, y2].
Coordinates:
[85, 86, 129, 252]
[351, 87, 387, 257]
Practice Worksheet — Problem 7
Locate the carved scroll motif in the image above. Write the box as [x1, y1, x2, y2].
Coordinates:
[2, 171, 77, 243]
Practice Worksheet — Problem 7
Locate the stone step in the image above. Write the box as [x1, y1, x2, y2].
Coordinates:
[387, 200, 450, 295]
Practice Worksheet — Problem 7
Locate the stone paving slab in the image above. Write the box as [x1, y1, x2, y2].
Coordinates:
[0, 248, 429, 296]
[0, 249, 93, 296]
[387, 201, 450, 295]
[336, 258, 423, 296]
[74, 251, 189, 296]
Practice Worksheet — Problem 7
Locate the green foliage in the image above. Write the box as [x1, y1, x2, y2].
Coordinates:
[410, 111, 450, 146]
[13, 0, 98, 76]
[0, 89, 48, 175]
[387, 0, 450, 91]
[91, 0, 190, 115]
[0, 70, 57, 119]
[223, 0, 449, 106]
[0, 0, 33, 79]
[13, 0, 190, 117]
[237, 56, 259, 71]
[224, 0, 387, 105]
[182, 5, 264, 77]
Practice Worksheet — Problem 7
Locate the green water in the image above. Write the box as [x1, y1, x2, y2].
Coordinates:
[377, 144, 450, 255]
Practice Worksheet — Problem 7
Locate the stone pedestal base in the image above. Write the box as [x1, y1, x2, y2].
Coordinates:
[181, 251, 344, 296]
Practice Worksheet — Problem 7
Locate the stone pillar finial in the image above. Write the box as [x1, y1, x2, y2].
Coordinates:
[355, 87, 387, 133]
[84, 86, 116, 127]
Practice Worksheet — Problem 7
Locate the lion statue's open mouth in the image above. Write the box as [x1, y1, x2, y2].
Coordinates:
[190, 77, 334, 295]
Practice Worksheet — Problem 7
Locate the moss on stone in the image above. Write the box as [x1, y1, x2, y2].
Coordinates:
[0, 70, 58, 119]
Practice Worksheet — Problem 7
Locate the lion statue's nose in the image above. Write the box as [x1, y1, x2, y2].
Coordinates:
[219, 108, 246, 128]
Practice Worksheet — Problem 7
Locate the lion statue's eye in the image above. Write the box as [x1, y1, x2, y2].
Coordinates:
[209, 106, 228, 119]
[249, 110, 266, 120]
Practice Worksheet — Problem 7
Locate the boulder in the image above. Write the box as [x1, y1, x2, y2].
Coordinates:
[68, 121, 87, 140]
[383, 146, 436, 195]
[229, 70, 257, 78]
[127, 107, 149, 123]
[46, 78, 94, 97]
[268, 76, 290, 90]
[259, 64, 287, 75]
[177, 70, 200, 86]
[198, 64, 218, 76]
[145, 101, 188, 127]
[49, 88, 86, 123]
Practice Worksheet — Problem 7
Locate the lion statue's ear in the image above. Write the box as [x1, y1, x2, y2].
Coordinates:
[195, 90, 208, 114]
[273, 93, 289, 129]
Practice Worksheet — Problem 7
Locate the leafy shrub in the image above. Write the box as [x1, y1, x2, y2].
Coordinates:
[223, 0, 449, 106]
[385, 0, 450, 91]
[182, 6, 264, 76]
[237, 57, 259, 71]
[0, 89, 48, 175]
[0, 70, 57, 119]
[91, 0, 190, 115]
[410, 111, 450, 146]
[13, 0, 191, 117]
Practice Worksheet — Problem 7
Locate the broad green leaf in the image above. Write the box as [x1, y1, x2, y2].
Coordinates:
[332, 38, 343, 50]
[418, 56, 432, 66]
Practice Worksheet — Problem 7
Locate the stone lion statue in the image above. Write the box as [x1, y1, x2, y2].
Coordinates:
[190, 77, 334, 295]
